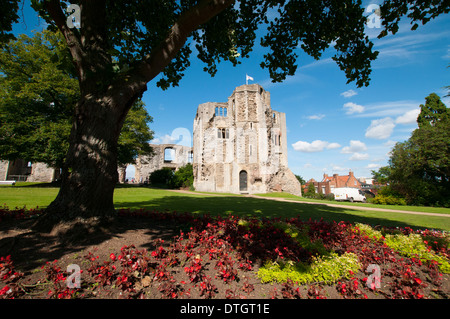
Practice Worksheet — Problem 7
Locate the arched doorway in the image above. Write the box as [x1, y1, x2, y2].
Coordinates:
[239, 170, 248, 192]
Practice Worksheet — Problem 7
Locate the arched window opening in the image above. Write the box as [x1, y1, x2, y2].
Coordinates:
[217, 128, 229, 139]
[164, 147, 175, 163]
[215, 106, 228, 117]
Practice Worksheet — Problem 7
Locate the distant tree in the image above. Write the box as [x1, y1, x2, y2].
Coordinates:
[0, 31, 78, 169]
[117, 100, 154, 167]
[417, 93, 449, 128]
[148, 164, 194, 189]
[305, 182, 316, 198]
[0, 31, 154, 171]
[172, 164, 194, 189]
[377, 93, 450, 206]
[371, 166, 391, 185]
[295, 175, 305, 185]
[149, 168, 175, 187]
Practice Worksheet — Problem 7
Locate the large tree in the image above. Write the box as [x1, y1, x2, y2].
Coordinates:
[375, 93, 450, 206]
[0, 31, 79, 168]
[1, 0, 448, 228]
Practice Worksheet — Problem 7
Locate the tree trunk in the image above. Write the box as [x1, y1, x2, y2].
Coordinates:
[34, 88, 140, 231]
[34, 0, 235, 233]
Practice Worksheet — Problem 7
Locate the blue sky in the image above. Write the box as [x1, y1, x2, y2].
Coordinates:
[12, 1, 450, 182]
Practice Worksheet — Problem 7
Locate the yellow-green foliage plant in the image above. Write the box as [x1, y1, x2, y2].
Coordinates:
[354, 223, 450, 273]
[258, 252, 360, 285]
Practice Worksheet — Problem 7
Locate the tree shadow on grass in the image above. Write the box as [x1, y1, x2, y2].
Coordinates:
[0, 216, 184, 273]
[115, 195, 450, 231]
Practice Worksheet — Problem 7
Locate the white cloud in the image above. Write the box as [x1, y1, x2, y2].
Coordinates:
[372, 30, 450, 68]
[341, 140, 368, 154]
[375, 30, 450, 51]
[343, 102, 365, 114]
[327, 143, 341, 149]
[292, 140, 341, 153]
[151, 134, 178, 144]
[331, 165, 348, 172]
[365, 117, 396, 140]
[395, 108, 420, 124]
[151, 128, 192, 146]
[367, 163, 381, 169]
[340, 89, 357, 98]
[307, 114, 325, 120]
[349, 153, 369, 161]
[354, 100, 420, 118]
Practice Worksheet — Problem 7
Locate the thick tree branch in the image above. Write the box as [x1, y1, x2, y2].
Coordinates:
[79, 0, 110, 72]
[135, 0, 235, 85]
[44, 0, 84, 81]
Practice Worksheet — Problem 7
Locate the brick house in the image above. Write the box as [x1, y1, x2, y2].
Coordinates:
[305, 171, 362, 195]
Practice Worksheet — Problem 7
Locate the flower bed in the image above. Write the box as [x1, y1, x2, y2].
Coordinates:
[0, 208, 449, 299]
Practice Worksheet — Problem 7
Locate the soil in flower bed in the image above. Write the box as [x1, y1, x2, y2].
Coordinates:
[0, 208, 449, 299]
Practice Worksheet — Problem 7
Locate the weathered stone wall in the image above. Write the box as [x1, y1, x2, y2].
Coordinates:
[133, 144, 193, 183]
[0, 159, 58, 183]
[26, 163, 57, 183]
[0, 161, 9, 180]
[193, 84, 301, 196]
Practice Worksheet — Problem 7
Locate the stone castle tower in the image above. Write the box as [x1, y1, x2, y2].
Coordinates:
[193, 84, 301, 196]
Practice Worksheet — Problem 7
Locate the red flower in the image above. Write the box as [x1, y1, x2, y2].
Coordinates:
[414, 278, 422, 285]
[0, 285, 10, 296]
[110, 253, 116, 261]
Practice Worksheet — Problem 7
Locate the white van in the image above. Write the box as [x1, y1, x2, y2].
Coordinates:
[332, 187, 366, 203]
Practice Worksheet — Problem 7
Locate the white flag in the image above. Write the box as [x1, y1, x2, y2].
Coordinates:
[246, 74, 254, 84]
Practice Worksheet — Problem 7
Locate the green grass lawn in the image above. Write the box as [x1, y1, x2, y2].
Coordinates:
[254, 192, 450, 215]
[0, 184, 60, 209]
[0, 184, 449, 231]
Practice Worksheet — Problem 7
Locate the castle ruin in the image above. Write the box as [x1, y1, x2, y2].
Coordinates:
[120, 143, 193, 183]
[1, 84, 302, 197]
[193, 84, 301, 196]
